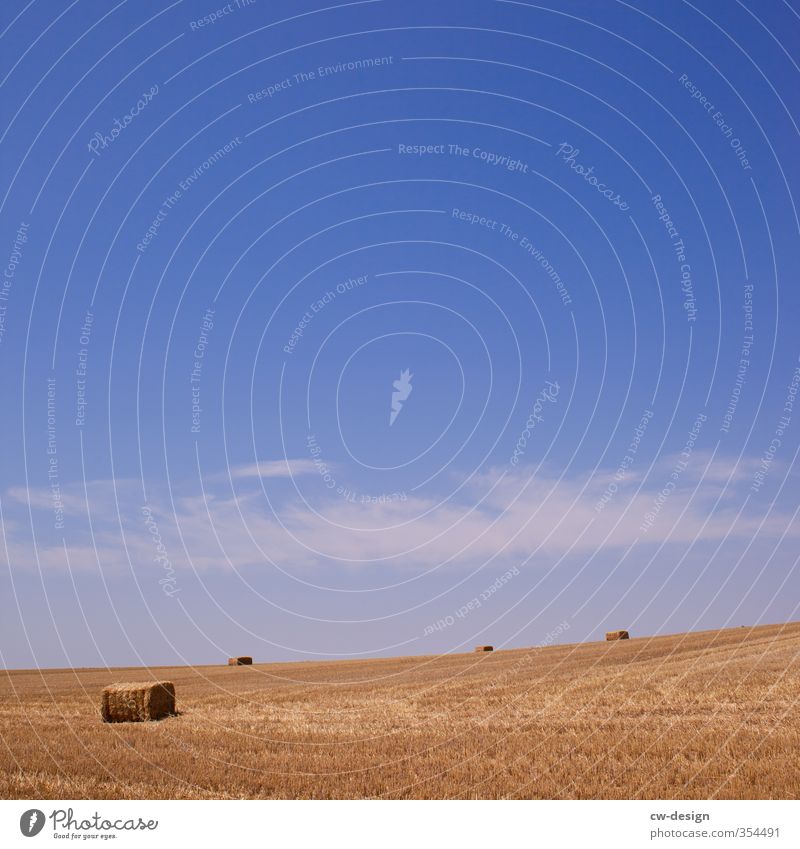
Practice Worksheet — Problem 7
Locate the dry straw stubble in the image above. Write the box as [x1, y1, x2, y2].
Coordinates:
[3, 623, 799, 799]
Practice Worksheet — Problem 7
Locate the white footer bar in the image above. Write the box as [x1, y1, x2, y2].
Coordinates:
[2, 799, 797, 848]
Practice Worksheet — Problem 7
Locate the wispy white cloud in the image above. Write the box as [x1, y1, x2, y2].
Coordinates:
[225, 459, 321, 480]
[2, 454, 796, 577]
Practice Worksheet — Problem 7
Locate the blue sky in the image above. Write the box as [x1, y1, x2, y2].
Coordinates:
[1, 0, 799, 668]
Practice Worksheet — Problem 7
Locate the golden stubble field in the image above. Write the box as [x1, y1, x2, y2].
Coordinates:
[2, 622, 799, 799]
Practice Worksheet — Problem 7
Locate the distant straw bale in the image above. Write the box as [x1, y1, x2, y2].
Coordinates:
[606, 630, 630, 641]
[228, 656, 253, 665]
[101, 682, 175, 723]
[474, 645, 494, 652]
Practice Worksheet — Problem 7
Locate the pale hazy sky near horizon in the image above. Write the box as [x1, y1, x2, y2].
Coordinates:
[1, 0, 799, 668]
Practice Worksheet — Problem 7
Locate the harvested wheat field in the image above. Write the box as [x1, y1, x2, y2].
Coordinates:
[2, 622, 799, 799]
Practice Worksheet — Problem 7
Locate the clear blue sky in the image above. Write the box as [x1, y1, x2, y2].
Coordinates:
[1, 0, 799, 668]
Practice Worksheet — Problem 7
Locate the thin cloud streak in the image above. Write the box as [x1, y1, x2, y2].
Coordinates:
[2, 457, 797, 576]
